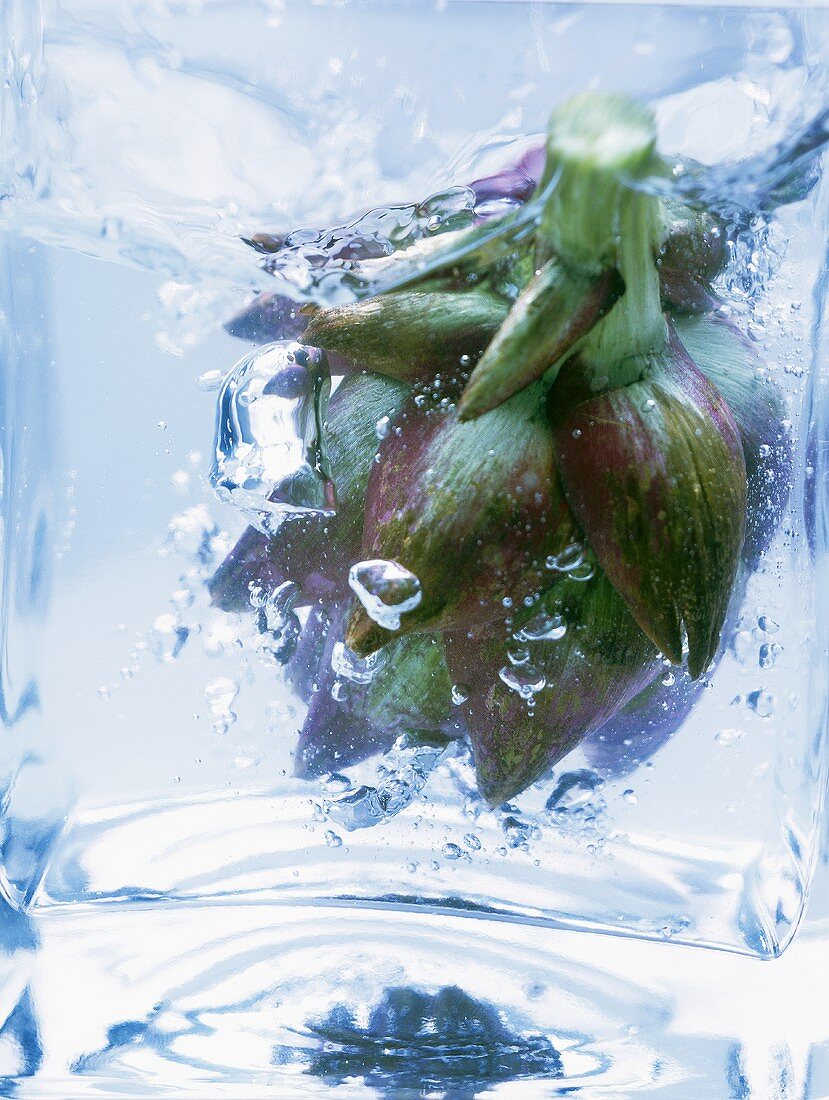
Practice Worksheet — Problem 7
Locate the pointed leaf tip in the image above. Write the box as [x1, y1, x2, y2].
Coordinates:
[458, 261, 624, 421]
[445, 568, 659, 805]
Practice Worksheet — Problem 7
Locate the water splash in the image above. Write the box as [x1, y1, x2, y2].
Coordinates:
[251, 580, 302, 666]
[325, 736, 449, 832]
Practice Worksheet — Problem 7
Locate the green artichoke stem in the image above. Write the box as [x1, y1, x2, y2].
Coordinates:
[536, 92, 667, 392]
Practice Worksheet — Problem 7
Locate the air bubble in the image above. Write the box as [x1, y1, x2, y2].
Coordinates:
[167, 505, 219, 563]
[515, 612, 566, 642]
[210, 341, 334, 532]
[550, 543, 584, 573]
[545, 769, 605, 816]
[451, 683, 470, 705]
[149, 613, 189, 662]
[348, 560, 422, 632]
[716, 728, 745, 746]
[498, 664, 545, 700]
[747, 689, 774, 718]
[331, 641, 388, 684]
[204, 676, 239, 734]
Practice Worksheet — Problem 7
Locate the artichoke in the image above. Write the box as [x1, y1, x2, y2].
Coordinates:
[211, 92, 793, 805]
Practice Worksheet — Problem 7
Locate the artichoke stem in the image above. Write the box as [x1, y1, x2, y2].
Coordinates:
[537, 93, 667, 392]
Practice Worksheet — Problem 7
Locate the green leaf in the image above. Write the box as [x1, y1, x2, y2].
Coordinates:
[458, 259, 623, 420]
[551, 326, 746, 678]
[304, 282, 509, 385]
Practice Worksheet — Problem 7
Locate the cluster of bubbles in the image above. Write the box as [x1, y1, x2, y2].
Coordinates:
[323, 736, 453, 832]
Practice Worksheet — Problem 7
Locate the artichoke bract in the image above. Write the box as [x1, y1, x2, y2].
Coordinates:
[303, 281, 510, 386]
[551, 326, 746, 679]
[672, 313, 792, 561]
[293, 602, 456, 778]
[457, 261, 623, 420]
[211, 91, 792, 805]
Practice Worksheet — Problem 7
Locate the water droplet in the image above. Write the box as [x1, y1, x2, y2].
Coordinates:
[463, 832, 481, 851]
[515, 612, 566, 642]
[204, 677, 239, 734]
[348, 559, 422, 631]
[167, 505, 219, 563]
[747, 689, 774, 718]
[451, 683, 469, 705]
[441, 842, 463, 860]
[210, 341, 334, 531]
[149, 613, 189, 662]
[545, 769, 604, 814]
[716, 728, 745, 746]
[331, 641, 388, 684]
[731, 629, 755, 665]
[197, 369, 225, 392]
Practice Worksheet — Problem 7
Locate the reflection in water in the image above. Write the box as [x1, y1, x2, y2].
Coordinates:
[297, 985, 563, 1096]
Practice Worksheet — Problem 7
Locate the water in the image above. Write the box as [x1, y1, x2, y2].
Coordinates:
[2, 0, 829, 1094]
